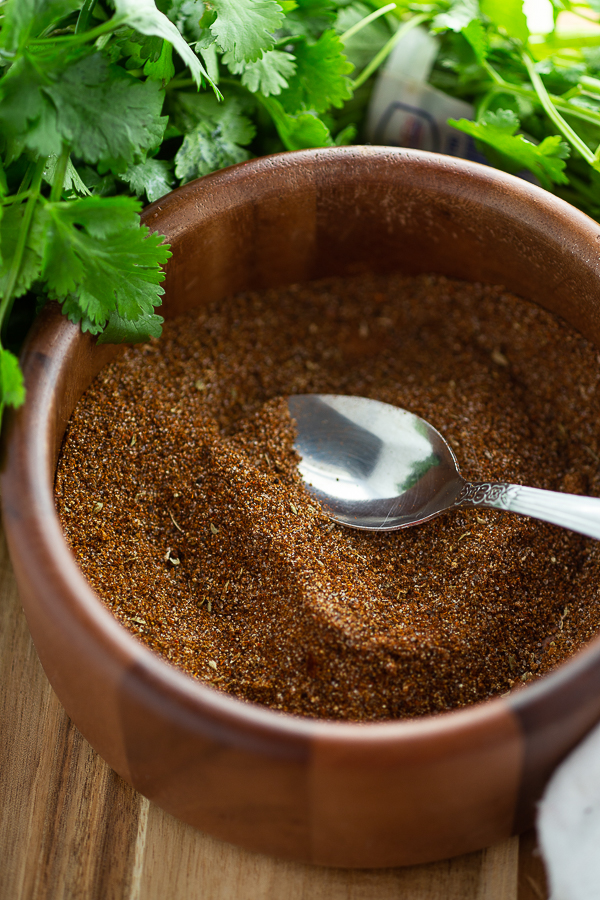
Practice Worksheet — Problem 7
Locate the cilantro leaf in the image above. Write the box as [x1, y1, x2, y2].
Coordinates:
[122, 158, 173, 202]
[0, 204, 45, 301]
[174, 97, 255, 182]
[210, 0, 284, 63]
[198, 44, 220, 85]
[334, 123, 357, 146]
[283, 0, 338, 39]
[171, 90, 232, 133]
[260, 96, 334, 149]
[40, 196, 171, 326]
[144, 41, 176, 84]
[224, 49, 297, 95]
[112, 0, 218, 91]
[448, 110, 569, 191]
[462, 17, 489, 64]
[0, 165, 4, 269]
[335, 2, 390, 72]
[480, 0, 529, 45]
[167, 0, 205, 42]
[78, 167, 119, 198]
[46, 54, 167, 170]
[536, 59, 586, 97]
[0, 0, 81, 52]
[97, 308, 164, 344]
[60, 295, 105, 336]
[0, 348, 25, 410]
[0, 51, 168, 169]
[278, 30, 353, 114]
[432, 0, 479, 33]
[0, 54, 65, 158]
[43, 155, 91, 197]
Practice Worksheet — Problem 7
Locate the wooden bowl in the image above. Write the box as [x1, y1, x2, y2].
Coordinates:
[4, 147, 600, 868]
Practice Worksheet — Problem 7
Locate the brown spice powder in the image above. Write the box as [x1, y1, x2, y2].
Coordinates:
[55, 273, 600, 721]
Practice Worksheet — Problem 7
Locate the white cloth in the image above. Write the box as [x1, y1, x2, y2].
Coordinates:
[538, 720, 600, 900]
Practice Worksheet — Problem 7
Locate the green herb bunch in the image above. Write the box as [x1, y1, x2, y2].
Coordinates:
[425, 1, 600, 209]
[3, 0, 600, 418]
[0, 0, 406, 415]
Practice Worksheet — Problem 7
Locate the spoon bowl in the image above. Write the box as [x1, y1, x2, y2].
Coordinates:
[289, 394, 600, 539]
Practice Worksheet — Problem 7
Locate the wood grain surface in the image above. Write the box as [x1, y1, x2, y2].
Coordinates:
[0, 524, 549, 900]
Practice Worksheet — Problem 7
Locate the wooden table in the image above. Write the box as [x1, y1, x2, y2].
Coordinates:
[0, 527, 549, 900]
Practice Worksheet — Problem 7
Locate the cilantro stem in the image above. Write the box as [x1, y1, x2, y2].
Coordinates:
[339, 3, 396, 44]
[30, 16, 126, 46]
[274, 35, 306, 48]
[483, 58, 600, 131]
[0, 158, 45, 336]
[2, 190, 38, 205]
[351, 12, 429, 91]
[482, 59, 505, 87]
[580, 75, 600, 96]
[166, 75, 197, 90]
[50, 147, 70, 203]
[539, 97, 600, 129]
[17, 163, 34, 196]
[522, 52, 596, 166]
[485, 79, 600, 129]
[76, 0, 99, 35]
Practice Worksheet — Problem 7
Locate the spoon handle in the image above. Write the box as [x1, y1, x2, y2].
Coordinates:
[455, 481, 600, 541]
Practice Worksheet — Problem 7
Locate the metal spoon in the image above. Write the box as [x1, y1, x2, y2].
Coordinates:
[288, 394, 600, 539]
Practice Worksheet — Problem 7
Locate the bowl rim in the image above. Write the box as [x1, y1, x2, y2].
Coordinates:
[5, 144, 600, 746]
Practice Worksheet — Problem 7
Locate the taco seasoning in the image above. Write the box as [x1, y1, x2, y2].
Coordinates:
[55, 272, 600, 721]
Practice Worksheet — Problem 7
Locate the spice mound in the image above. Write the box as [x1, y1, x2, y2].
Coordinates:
[55, 273, 600, 721]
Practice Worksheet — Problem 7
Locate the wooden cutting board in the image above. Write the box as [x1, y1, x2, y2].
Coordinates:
[0, 526, 548, 900]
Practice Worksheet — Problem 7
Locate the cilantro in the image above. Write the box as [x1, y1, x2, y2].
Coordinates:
[278, 30, 353, 113]
[260, 96, 334, 149]
[122, 159, 174, 202]
[0, 54, 67, 159]
[60, 295, 105, 335]
[143, 41, 176, 84]
[0, 51, 167, 169]
[479, 0, 529, 45]
[449, 110, 569, 190]
[0, 0, 81, 52]
[0, 204, 45, 300]
[461, 17, 488, 65]
[283, 0, 338, 39]
[97, 308, 164, 344]
[225, 49, 297, 95]
[0, 348, 25, 410]
[0, 0, 383, 413]
[112, 0, 217, 91]
[166, 0, 205, 42]
[432, 0, 479, 34]
[210, 0, 284, 62]
[335, 2, 391, 72]
[46, 54, 168, 169]
[174, 97, 256, 182]
[41, 196, 171, 325]
[126, 32, 165, 66]
[43, 155, 91, 197]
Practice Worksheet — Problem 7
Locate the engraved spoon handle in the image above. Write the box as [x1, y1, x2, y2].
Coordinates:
[454, 481, 600, 541]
